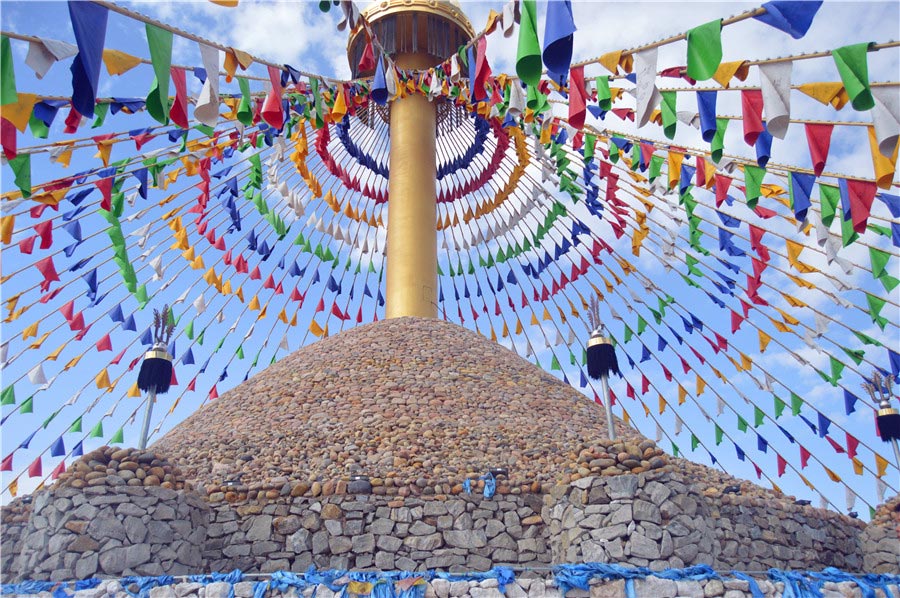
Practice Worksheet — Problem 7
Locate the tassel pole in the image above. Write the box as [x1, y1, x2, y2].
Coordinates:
[599, 371, 616, 441]
[138, 388, 156, 451]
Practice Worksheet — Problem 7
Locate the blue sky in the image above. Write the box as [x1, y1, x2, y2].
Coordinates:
[0, 0, 898, 519]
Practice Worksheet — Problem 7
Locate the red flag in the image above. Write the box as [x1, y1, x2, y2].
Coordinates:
[641, 375, 649, 394]
[208, 385, 218, 400]
[59, 300, 75, 321]
[170, 368, 178, 387]
[19, 235, 36, 254]
[740, 90, 764, 145]
[567, 65, 587, 130]
[753, 464, 762, 479]
[316, 298, 325, 313]
[34, 220, 53, 249]
[187, 377, 196, 392]
[28, 456, 42, 477]
[64, 104, 81, 134]
[95, 177, 113, 212]
[777, 454, 786, 477]
[96, 334, 112, 352]
[110, 348, 126, 366]
[66, 310, 83, 330]
[846, 179, 876, 233]
[331, 302, 346, 320]
[357, 38, 376, 73]
[825, 435, 845, 454]
[169, 67, 189, 128]
[846, 433, 859, 460]
[261, 65, 284, 128]
[0, 454, 11, 471]
[731, 310, 743, 333]
[0, 117, 16, 160]
[473, 36, 492, 103]
[804, 123, 833, 177]
[249, 265, 261, 280]
[51, 460, 66, 480]
[626, 383, 635, 400]
[35, 256, 60, 291]
[799, 446, 810, 468]
[714, 174, 732, 207]
[263, 274, 275, 289]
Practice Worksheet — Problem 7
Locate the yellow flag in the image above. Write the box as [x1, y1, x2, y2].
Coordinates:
[501, 322, 509, 338]
[622, 409, 630, 426]
[875, 454, 889, 478]
[248, 294, 260, 311]
[786, 273, 815, 290]
[190, 255, 205, 270]
[102, 49, 143, 75]
[677, 385, 687, 405]
[235, 286, 244, 302]
[53, 141, 74, 168]
[209, 0, 239, 7]
[222, 280, 232, 295]
[712, 60, 749, 88]
[29, 332, 51, 350]
[530, 313, 539, 326]
[852, 458, 863, 476]
[310, 319, 325, 337]
[775, 307, 800, 326]
[127, 382, 141, 398]
[278, 309, 288, 324]
[8, 478, 17, 497]
[758, 330, 771, 353]
[785, 240, 819, 274]
[331, 86, 348, 122]
[181, 246, 195, 261]
[257, 305, 267, 320]
[868, 125, 898, 190]
[642, 402, 650, 417]
[658, 395, 667, 415]
[769, 317, 792, 333]
[0, 215, 14, 244]
[21, 322, 38, 340]
[47, 343, 65, 361]
[696, 375, 706, 397]
[2, 93, 38, 132]
[95, 368, 111, 389]
[797, 82, 848, 110]
[542, 307, 552, 321]
[515, 319, 523, 335]
[223, 47, 253, 82]
[168, 397, 181, 413]
[64, 354, 82, 371]
[824, 467, 841, 483]
[667, 151, 684, 190]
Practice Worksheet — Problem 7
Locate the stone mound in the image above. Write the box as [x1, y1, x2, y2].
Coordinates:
[154, 317, 668, 501]
[53, 446, 188, 491]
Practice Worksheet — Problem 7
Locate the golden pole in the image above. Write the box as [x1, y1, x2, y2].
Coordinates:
[385, 53, 438, 319]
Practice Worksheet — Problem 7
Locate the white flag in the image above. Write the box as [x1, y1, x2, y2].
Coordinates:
[195, 43, 221, 128]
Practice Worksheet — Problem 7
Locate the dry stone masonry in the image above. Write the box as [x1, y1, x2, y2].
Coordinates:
[2, 319, 898, 586]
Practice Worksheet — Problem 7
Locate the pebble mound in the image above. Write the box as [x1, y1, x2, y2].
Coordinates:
[52, 445, 188, 491]
[154, 317, 667, 501]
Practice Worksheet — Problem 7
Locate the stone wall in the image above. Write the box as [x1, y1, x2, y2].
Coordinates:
[8, 484, 208, 582]
[10, 573, 900, 598]
[202, 493, 551, 574]
[862, 494, 900, 574]
[710, 494, 867, 571]
[546, 470, 716, 570]
[0, 498, 30, 575]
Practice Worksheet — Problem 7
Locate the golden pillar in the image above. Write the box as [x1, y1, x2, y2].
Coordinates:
[348, 1, 473, 319]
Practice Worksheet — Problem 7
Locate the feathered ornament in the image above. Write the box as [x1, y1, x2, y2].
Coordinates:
[866, 371, 900, 442]
[586, 294, 619, 380]
[137, 305, 175, 396]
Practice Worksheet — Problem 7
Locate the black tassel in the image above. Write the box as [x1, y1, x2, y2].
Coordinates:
[138, 350, 173, 395]
[587, 337, 619, 380]
[877, 408, 900, 442]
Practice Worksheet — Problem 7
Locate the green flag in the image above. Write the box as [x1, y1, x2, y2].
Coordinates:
[840, 211, 859, 247]
[237, 77, 253, 126]
[91, 102, 109, 128]
[743, 165, 765, 209]
[145, 24, 173, 125]
[660, 91, 677, 139]
[516, 0, 541, 86]
[790, 393, 803, 416]
[0, 36, 17, 105]
[774, 396, 786, 419]
[754, 407, 764, 427]
[649, 155, 664, 182]
[110, 427, 124, 444]
[690, 434, 699, 451]
[20, 396, 33, 414]
[715, 425, 723, 445]
[737, 415, 748, 432]
[832, 42, 875, 111]
[711, 118, 728, 163]
[829, 356, 845, 385]
[9, 154, 31, 198]
[636, 316, 647, 335]
[550, 355, 561, 371]
[69, 417, 83, 433]
[870, 247, 899, 291]
[819, 184, 840, 227]
[29, 113, 49, 139]
[596, 76, 611, 111]
[90, 421, 104, 438]
[0, 386, 14, 406]
[686, 20, 722, 81]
